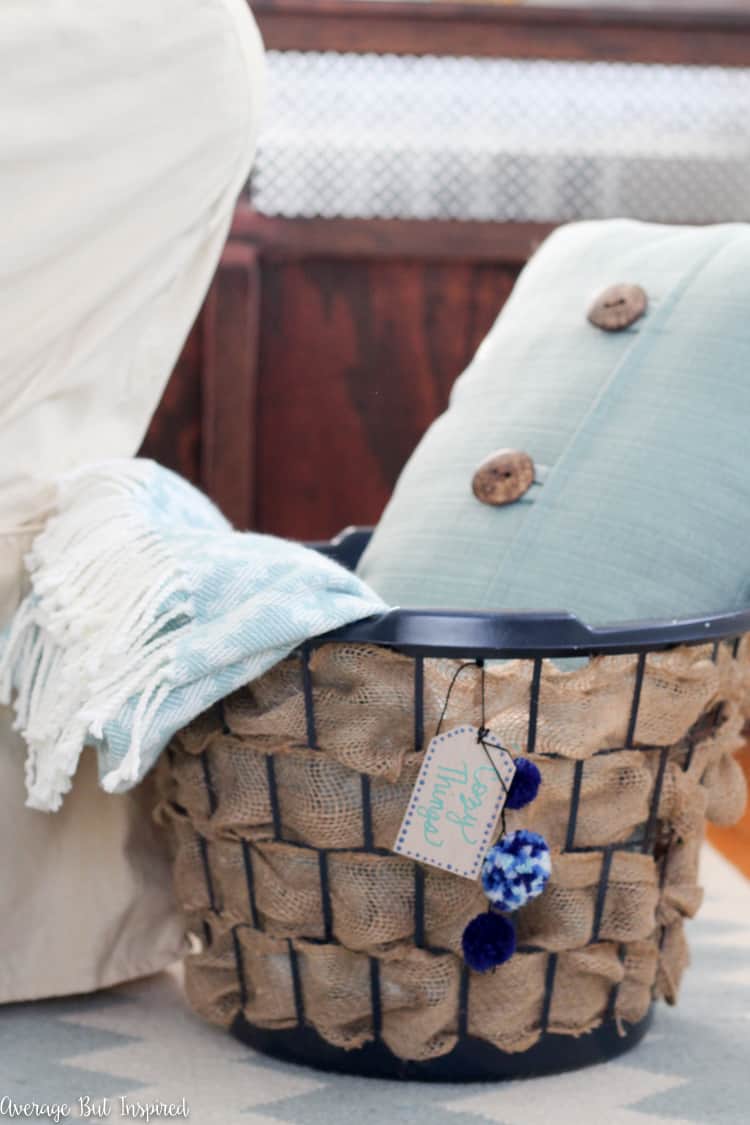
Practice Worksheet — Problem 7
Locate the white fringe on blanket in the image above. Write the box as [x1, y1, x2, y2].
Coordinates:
[0, 460, 386, 813]
[0, 461, 196, 811]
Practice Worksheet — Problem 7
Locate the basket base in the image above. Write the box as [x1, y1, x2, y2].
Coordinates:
[230, 1007, 654, 1083]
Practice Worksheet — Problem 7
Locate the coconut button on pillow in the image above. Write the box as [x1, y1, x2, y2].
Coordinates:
[471, 449, 537, 507]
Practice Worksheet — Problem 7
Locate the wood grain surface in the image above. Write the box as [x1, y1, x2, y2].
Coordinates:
[140, 211, 521, 535]
[250, 0, 750, 66]
[254, 255, 515, 538]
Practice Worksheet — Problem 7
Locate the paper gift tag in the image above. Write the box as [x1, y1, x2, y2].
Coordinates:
[394, 725, 517, 880]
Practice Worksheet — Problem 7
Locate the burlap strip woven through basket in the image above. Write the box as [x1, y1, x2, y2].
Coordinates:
[158, 638, 750, 1062]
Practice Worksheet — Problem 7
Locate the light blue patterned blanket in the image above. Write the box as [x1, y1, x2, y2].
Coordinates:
[0, 460, 386, 811]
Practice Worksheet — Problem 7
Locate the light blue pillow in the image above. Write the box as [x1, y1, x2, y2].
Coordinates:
[357, 220, 750, 625]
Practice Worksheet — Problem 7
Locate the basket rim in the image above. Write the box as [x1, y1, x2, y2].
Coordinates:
[309, 527, 750, 658]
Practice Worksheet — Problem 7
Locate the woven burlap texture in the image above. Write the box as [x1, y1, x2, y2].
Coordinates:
[160, 640, 748, 1061]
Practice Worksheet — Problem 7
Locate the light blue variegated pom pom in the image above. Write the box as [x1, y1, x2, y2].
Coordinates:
[481, 829, 551, 912]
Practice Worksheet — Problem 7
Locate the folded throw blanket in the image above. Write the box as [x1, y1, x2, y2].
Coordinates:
[0, 460, 386, 812]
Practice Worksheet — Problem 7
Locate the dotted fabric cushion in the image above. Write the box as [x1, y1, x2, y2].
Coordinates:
[357, 219, 750, 625]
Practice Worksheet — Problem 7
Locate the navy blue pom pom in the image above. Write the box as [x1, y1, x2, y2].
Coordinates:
[506, 757, 542, 810]
[462, 911, 516, 973]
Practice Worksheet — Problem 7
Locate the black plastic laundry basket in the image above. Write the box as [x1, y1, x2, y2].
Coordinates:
[168, 528, 750, 1082]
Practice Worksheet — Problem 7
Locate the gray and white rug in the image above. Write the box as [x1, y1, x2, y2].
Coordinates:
[1, 847, 748, 1125]
[252, 53, 750, 225]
